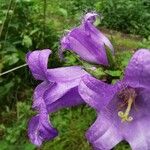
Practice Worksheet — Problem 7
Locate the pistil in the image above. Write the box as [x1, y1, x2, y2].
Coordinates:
[118, 97, 134, 122]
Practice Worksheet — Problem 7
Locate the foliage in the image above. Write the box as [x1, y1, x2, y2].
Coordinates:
[0, 101, 35, 150]
[95, 0, 150, 37]
[43, 106, 96, 150]
[139, 36, 150, 49]
[0, 0, 58, 108]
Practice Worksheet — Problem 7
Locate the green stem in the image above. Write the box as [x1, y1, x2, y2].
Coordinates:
[0, 0, 13, 39]
[0, 64, 27, 76]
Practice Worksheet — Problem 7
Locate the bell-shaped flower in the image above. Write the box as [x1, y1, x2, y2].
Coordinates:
[60, 12, 114, 66]
[26, 49, 88, 146]
[79, 49, 150, 150]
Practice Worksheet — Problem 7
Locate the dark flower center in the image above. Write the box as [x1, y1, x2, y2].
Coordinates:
[117, 87, 137, 123]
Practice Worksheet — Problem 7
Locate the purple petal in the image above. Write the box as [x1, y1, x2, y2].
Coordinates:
[82, 12, 99, 24]
[46, 66, 87, 82]
[28, 114, 58, 146]
[44, 79, 82, 106]
[123, 88, 150, 150]
[27, 49, 89, 146]
[85, 94, 123, 149]
[78, 75, 119, 111]
[44, 66, 87, 106]
[124, 49, 150, 89]
[30, 81, 84, 146]
[88, 87, 150, 149]
[26, 49, 51, 80]
[47, 87, 84, 113]
[61, 29, 108, 65]
[123, 119, 150, 150]
[33, 81, 53, 110]
[29, 82, 58, 146]
[61, 12, 114, 66]
[82, 12, 114, 54]
[86, 113, 123, 149]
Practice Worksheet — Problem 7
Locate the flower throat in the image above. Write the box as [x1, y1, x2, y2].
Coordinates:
[117, 88, 137, 123]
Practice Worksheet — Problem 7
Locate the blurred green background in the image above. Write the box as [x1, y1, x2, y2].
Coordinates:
[0, 0, 150, 150]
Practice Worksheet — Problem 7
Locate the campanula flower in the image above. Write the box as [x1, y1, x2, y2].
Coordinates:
[79, 49, 150, 150]
[26, 49, 87, 146]
[60, 12, 114, 66]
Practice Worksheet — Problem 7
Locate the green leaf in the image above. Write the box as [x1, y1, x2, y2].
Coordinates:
[23, 143, 36, 150]
[94, 17, 100, 26]
[22, 35, 32, 48]
[105, 46, 115, 68]
[92, 68, 106, 78]
[3, 53, 19, 66]
[105, 70, 122, 77]
[0, 81, 14, 99]
[58, 8, 68, 18]
[29, 28, 39, 35]
[84, 65, 106, 79]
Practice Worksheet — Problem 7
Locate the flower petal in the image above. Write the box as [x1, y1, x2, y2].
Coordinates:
[44, 79, 83, 106]
[44, 66, 87, 106]
[61, 12, 114, 66]
[28, 114, 58, 146]
[29, 82, 58, 146]
[86, 113, 123, 149]
[61, 28, 108, 65]
[30, 81, 84, 146]
[78, 75, 119, 111]
[46, 66, 87, 82]
[85, 94, 123, 149]
[26, 49, 51, 80]
[89, 87, 150, 150]
[33, 81, 52, 110]
[47, 87, 84, 113]
[123, 120, 150, 150]
[82, 12, 114, 54]
[82, 12, 99, 24]
[124, 49, 150, 89]
[123, 88, 150, 150]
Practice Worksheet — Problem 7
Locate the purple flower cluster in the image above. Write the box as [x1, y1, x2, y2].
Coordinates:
[27, 12, 150, 150]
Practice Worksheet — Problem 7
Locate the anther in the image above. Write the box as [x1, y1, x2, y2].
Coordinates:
[118, 97, 134, 123]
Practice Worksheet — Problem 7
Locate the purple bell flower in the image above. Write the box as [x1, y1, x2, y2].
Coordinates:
[26, 49, 88, 146]
[60, 12, 114, 66]
[79, 49, 150, 150]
